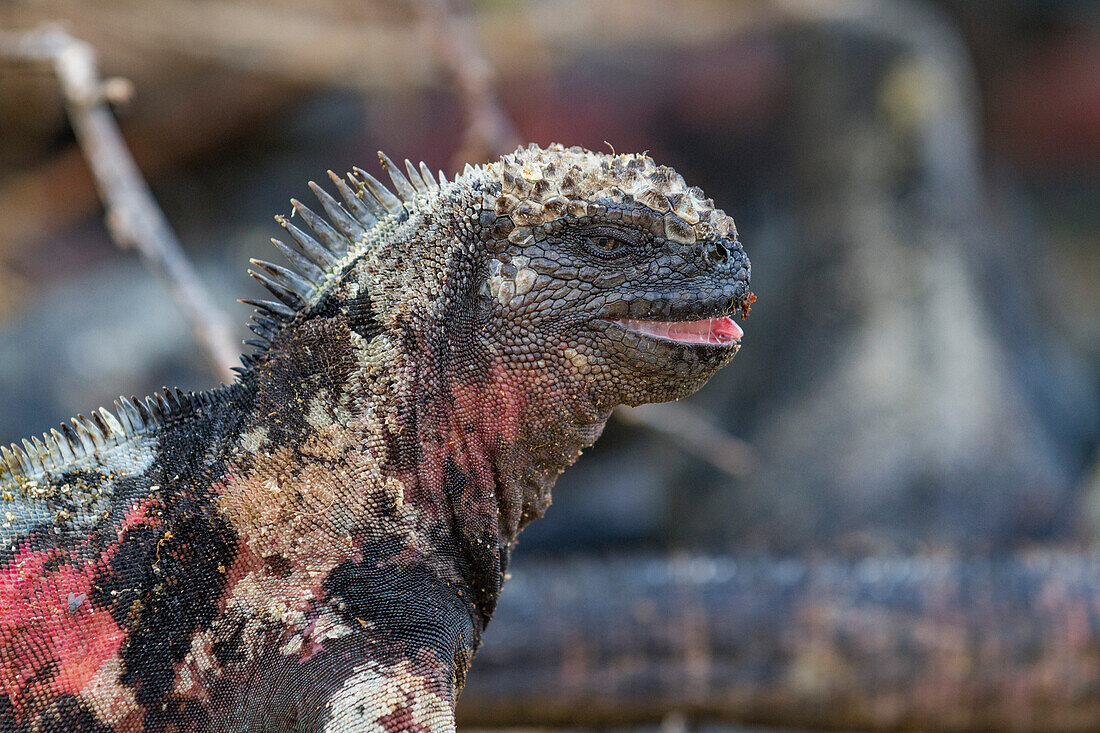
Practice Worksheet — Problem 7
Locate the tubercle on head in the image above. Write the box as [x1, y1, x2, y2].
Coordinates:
[450, 145, 753, 412]
[471, 143, 738, 251]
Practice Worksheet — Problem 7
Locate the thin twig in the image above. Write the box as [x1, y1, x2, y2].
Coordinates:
[615, 403, 756, 478]
[0, 73, 297, 266]
[410, 0, 522, 164]
[0, 26, 238, 382]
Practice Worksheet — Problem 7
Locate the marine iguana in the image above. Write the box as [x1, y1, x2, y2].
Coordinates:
[0, 143, 752, 732]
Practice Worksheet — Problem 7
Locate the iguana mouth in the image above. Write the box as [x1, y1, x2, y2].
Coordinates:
[611, 315, 743, 346]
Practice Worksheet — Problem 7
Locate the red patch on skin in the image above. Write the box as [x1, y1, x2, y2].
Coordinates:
[0, 543, 124, 717]
[447, 365, 530, 484]
[435, 363, 575, 539]
[450, 365, 530, 447]
[388, 365, 533, 521]
[0, 496, 160, 720]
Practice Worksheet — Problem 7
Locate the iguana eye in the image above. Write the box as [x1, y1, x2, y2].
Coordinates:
[586, 234, 627, 255]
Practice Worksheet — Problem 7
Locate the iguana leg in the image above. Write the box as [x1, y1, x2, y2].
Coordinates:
[320, 658, 458, 733]
[200, 623, 467, 733]
[197, 553, 478, 733]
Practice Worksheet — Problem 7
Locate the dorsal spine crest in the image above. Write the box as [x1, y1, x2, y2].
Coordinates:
[2, 153, 439, 486]
[0, 388, 228, 484]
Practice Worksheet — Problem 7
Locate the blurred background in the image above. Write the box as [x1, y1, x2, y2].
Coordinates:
[1, 1, 1098, 731]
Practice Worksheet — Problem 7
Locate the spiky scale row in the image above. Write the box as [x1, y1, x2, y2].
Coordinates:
[277, 216, 337, 271]
[308, 182, 366, 243]
[378, 152, 418, 201]
[326, 171, 377, 228]
[290, 199, 348, 256]
[269, 237, 325, 283]
[239, 297, 296, 320]
[249, 315, 281, 340]
[248, 259, 314, 310]
[1, 154, 434, 482]
[0, 389, 224, 483]
[418, 161, 438, 189]
[351, 167, 404, 216]
[240, 155, 442, 370]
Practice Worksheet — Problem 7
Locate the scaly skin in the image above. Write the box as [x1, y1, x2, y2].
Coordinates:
[0, 144, 752, 732]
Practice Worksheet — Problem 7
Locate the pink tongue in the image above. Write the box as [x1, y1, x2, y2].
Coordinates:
[626, 316, 744, 344]
[710, 316, 744, 342]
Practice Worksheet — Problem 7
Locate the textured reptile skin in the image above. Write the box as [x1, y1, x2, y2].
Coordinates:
[0, 144, 752, 732]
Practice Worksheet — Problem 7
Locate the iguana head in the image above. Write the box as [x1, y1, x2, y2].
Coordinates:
[465, 143, 752, 409]
[246, 143, 751, 419]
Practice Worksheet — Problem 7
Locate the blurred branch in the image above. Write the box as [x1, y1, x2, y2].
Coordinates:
[615, 404, 755, 478]
[411, 0, 522, 165]
[0, 26, 238, 381]
[1, 0, 774, 94]
[0, 68, 295, 266]
[464, 553, 1100, 732]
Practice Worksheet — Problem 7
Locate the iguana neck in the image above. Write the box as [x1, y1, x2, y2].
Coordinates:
[382, 339, 612, 624]
[224, 314, 609, 629]
[439, 358, 611, 538]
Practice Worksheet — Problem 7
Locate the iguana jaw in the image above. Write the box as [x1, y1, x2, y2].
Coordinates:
[600, 290, 750, 351]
